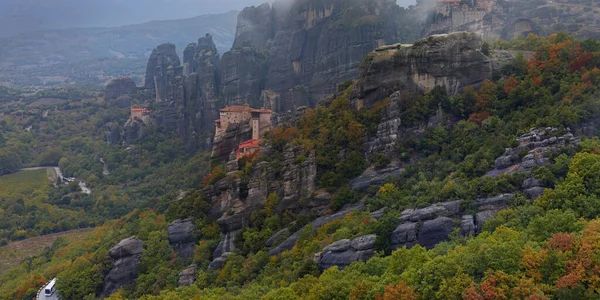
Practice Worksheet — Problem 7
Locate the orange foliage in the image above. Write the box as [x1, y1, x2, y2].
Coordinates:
[14, 273, 46, 299]
[201, 166, 226, 186]
[350, 280, 372, 300]
[375, 280, 418, 300]
[462, 283, 484, 300]
[547, 233, 574, 252]
[521, 246, 547, 282]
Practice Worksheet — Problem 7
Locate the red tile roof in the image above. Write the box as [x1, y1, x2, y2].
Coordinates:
[219, 104, 272, 114]
[238, 139, 261, 149]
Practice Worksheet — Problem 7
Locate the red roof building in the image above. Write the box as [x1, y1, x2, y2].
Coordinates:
[236, 139, 262, 159]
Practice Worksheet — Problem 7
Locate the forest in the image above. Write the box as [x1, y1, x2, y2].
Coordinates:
[1, 32, 600, 299]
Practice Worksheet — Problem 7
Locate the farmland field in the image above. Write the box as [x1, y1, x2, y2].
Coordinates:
[0, 169, 50, 198]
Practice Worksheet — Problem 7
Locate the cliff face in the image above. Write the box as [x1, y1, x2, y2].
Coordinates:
[422, 0, 600, 41]
[259, 0, 400, 111]
[138, 0, 408, 148]
[354, 32, 491, 108]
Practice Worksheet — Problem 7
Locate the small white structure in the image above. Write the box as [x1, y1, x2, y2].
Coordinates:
[44, 278, 56, 296]
[37, 278, 59, 300]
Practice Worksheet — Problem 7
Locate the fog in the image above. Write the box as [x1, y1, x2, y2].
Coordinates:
[0, 0, 417, 37]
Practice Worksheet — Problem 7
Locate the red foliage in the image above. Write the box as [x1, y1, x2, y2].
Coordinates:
[504, 77, 519, 95]
[468, 111, 491, 125]
[569, 52, 594, 72]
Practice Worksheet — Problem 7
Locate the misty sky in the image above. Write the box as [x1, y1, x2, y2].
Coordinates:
[0, 0, 418, 37]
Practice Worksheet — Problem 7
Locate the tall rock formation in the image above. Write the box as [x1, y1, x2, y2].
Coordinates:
[353, 32, 491, 108]
[102, 237, 144, 297]
[141, 0, 409, 148]
[145, 43, 181, 102]
[232, 3, 274, 51]
[259, 0, 401, 111]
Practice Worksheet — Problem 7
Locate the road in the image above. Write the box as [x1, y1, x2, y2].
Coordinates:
[36, 280, 59, 300]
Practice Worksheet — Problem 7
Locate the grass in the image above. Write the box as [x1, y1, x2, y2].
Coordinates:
[0, 169, 50, 197]
[0, 228, 93, 277]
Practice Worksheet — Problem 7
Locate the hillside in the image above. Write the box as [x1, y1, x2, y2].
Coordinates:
[0, 11, 238, 88]
[3, 0, 600, 299]
[1, 30, 600, 299]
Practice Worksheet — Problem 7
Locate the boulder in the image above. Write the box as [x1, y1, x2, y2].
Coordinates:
[525, 187, 545, 199]
[475, 210, 499, 233]
[460, 215, 475, 236]
[178, 264, 197, 287]
[208, 253, 233, 270]
[350, 165, 404, 191]
[265, 228, 289, 247]
[102, 237, 144, 297]
[390, 222, 418, 250]
[168, 218, 196, 259]
[476, 194, 514, 209]
[323, 239, 352, 253]
[351, 234, 377, 251]
[319, 250, 359, 270]
[417, 217, 454, 249]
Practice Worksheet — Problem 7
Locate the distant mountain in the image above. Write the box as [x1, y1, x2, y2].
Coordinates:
[0, 0, 255, 38]
[0, 11, 238, 88]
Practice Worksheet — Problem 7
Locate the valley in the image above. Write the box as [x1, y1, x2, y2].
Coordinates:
[2, 0, 600, 299]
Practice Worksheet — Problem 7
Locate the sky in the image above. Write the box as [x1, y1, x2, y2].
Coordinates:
[0, 0, 418, 37]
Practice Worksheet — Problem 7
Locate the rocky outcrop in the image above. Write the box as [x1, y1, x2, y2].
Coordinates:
[220, 48, 268, 107]
[389, 195, 513, 251]
[183, 34, 221, 134]
[350, 164, 404, 191]
[277, 147, 318, 213]
[168, 218, 196, 259]
[208, 252, 233, 270]
[390, 202, 460, 251]
[354, 32, 491, 108]
[141, 0, 408, 141]
[317, 234, 377, 270]
[123, 117, 147, 143]
[102, 237, 144, 297]
[488, 127, 579, 177]
[211, 120, 253, 162]
[232, 3, 274, 51]
[144, 43, 181, 99]
[269, 204, 366, 256]
[104, 77, 138, 100]
[262, 0, 401, 112]
[104, 122, 121, 146]
[178, 264, 197, 287]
